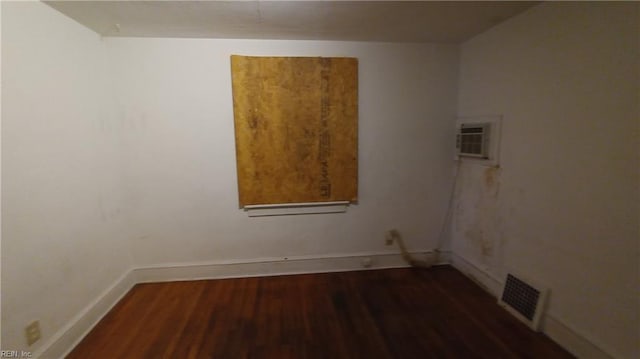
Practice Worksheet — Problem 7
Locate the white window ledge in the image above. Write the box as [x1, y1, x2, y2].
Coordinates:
[244, 201, 350, 217]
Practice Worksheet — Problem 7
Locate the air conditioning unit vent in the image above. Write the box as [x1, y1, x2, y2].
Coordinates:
[498, 273, 548, 331]
[455, 116, 502, 165]
[456, 123, 490, 158]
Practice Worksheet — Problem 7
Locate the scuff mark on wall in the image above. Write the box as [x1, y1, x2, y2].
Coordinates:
[484, 165, 501, 197]
[464, 227, 494, 257]
[453, 162, 504, 269]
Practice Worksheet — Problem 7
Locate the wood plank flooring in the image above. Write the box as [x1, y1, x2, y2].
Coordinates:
[67, 266, 573, 358]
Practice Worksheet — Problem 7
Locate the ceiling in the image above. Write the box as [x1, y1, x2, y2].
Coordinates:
[45, 1, 537, 43]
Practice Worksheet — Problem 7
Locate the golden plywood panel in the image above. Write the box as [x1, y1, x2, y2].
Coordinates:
[231, 55, 358, 206]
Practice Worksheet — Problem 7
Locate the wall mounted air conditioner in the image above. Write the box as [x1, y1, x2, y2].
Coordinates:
[455, 115, 502, 166]
[457, 123, 490, 159]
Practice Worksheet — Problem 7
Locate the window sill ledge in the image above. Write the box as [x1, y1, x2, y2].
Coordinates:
[243, 201, 350, 217]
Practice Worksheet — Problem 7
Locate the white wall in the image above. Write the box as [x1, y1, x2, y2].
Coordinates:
[1, 1, 132, 354]
[4, 2, 636, 357]
[454, 2, 639, 358]
[106, 38, 459, 266]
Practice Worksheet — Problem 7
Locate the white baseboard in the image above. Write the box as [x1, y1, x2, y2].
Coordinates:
[450, 252, 503, 295]
[30, 250, 615, 359]
[35, 270, 136, 359]
[34, 250, 449, 357]
[133, 250, 450, 283]
[542, 315, 613, 359]
[450, 253, 613, 359]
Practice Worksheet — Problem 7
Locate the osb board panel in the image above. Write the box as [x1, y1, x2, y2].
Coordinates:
[231, 55, 358, 206]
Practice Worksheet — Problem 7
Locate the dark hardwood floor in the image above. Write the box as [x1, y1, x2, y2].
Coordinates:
[67, 266, 573, 358]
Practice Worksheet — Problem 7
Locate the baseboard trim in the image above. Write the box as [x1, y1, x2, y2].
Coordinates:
[450, 253, 613, 359]
[449, 252, 503, 295]
[35, 269, 136, 359]
[133, 250, 450, 283]
[30, 250, 615, 359]
[34, 250, 451, 357]
[542, 315, 613, 359]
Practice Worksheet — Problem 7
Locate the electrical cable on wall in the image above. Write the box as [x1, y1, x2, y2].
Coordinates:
[388, 160, 463, 268]
[391, 114, 504, 268]
[433, 159, 463, 260]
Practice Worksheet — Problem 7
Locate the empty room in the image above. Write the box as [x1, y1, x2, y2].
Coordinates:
[2, 1, 638, 358]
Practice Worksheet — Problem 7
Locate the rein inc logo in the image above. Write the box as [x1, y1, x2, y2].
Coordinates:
[0, 351, 32, 358]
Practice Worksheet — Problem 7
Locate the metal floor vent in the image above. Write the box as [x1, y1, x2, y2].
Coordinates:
[498, 273, 548, 331]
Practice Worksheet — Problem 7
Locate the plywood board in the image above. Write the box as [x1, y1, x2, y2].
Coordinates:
[231, 55, 358, 206]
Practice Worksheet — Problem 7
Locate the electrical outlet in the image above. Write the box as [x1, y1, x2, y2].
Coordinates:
[25, 320, 41, 346]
